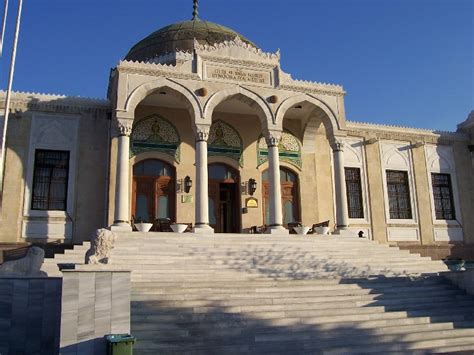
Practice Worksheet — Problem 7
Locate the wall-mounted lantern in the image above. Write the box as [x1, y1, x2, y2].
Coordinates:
[184, 176, 192, 193]
[248, 178, 257, 196]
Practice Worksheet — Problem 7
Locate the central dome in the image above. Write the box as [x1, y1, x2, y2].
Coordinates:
[125, 19, 258, 62]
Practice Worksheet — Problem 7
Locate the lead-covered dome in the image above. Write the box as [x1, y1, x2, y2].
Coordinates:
[125, 19, 258, 62]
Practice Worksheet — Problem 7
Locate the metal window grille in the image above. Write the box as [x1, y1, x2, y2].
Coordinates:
[31, 150, 69, 211]
[345, 167, 364, 219]
[431, 173, 455, 220]
[386, 170, 412, 219]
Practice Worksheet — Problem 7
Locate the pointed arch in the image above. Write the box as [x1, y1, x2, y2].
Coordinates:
[204, 86, 274, 129]
[123, 78, 202, 120]
[275, 94, 341, 133]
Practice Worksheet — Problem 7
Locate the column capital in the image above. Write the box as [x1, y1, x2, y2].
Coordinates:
[114, 118, 133, 137]
[194, 124, 211, 142]
[264, 130, 283, 147]
[332, 139, 345, 152]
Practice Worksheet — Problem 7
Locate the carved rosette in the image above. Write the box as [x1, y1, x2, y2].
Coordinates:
[195, 125, 211, 142]
[115, 119, 133, 137]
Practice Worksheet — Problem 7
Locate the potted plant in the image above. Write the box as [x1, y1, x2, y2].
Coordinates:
[135, 218, 153, 233]
[443, 258, 465, 271]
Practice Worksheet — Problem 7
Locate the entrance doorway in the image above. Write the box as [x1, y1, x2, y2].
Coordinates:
[208, 164, 240, 233]
[262, 167, 300, 226]
[132, 159, 175, 224]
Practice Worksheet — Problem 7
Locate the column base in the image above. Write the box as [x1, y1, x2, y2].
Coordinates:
[266, 225, 289, 235]
[193, 224, 214, 234]
[109, 223, 132, 232]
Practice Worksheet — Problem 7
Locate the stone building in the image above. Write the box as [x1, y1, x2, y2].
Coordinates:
[0, 7, 473, 253]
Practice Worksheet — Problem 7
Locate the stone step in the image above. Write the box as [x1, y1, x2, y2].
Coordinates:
[131, 285, 460, 300]
[131, 281, 453, 295]
[131, 328, 474, 353]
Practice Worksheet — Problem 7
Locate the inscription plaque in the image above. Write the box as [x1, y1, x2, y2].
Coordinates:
[205, 65, 271, 86]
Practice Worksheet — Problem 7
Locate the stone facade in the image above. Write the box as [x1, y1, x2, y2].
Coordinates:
[0, 19, 472, 249]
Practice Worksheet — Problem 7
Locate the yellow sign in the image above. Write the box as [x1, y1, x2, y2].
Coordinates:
[181, 195, 193, 204]
[246, 197, 258, 208]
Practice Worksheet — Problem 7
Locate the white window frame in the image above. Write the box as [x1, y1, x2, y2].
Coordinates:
[380, 141, 418, 225]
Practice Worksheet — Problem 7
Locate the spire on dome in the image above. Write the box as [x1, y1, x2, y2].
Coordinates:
[192, 0, 199, 20]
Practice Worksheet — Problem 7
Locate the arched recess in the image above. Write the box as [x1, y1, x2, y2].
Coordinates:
[256, 130, 302, 170]
[204, 86, 274, 130]
[132, 159, 176, 226]
[208, 120, 243, 166]
[122, 78, 202, 120]
[130, 115, 181, 162]
[276, 94, 341, 152]
[261, 166, 300, 226]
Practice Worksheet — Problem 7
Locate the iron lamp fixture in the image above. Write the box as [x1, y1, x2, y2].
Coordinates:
[248, 178, 257, 196]
[184, 176, 192, 193]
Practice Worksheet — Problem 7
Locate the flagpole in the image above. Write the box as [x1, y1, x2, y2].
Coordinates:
[0, 0, 8, 58]
[0, 0, 23, 194]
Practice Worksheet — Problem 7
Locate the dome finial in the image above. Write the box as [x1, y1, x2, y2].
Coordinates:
[192, 0, 199, 20]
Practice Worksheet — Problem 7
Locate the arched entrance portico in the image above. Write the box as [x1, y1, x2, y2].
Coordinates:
[208, 163, 240, 233]
[262, 167, 300, 226]
[132, 159, 176, 224]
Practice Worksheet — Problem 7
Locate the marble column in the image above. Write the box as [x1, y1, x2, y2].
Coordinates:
[266, 131, 287, 234]
[111, 118, 133, 231]
[193, 125, 214, 234]
[333, 140, 349, 231]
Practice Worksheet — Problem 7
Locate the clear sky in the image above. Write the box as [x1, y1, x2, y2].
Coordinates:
[0, 0, 472, 131]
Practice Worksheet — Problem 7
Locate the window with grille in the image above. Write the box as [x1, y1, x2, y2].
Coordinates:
[386, 170, 412, 219]
[431, 173, 455, 220]
[345, 167, 364, 219]
[31, 150, 70, 210]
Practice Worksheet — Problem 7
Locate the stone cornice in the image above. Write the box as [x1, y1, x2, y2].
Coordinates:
[117, 60, 199, 80]
[279, 71, 345, 97]
[0, 90, 110, 114]
[346, 120, 469, 143]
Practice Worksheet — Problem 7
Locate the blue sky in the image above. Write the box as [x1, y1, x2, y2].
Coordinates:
[0, 0, 472, 131]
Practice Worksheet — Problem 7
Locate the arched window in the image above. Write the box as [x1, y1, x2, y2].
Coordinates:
[132, 159, 175, 226]
[262, 167, 300, 226]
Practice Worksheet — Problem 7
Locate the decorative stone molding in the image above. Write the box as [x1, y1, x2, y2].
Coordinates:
[279, 71, 345, 97]
[117, 60, 200, 81]
[347, 120, 468, 143]
[85, 228, 117, 265]
[195, 36, 280, 64]
[0, 90, 110, 115]
[195, 124, 211, 142]
[115, 118, 133, 137]
[0, 247, 47, 277]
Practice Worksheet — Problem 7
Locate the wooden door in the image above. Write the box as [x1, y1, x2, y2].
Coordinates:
[262, 168, 300, 226]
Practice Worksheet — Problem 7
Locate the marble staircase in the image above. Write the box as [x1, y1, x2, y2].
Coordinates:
[42, 233, 474, 354]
